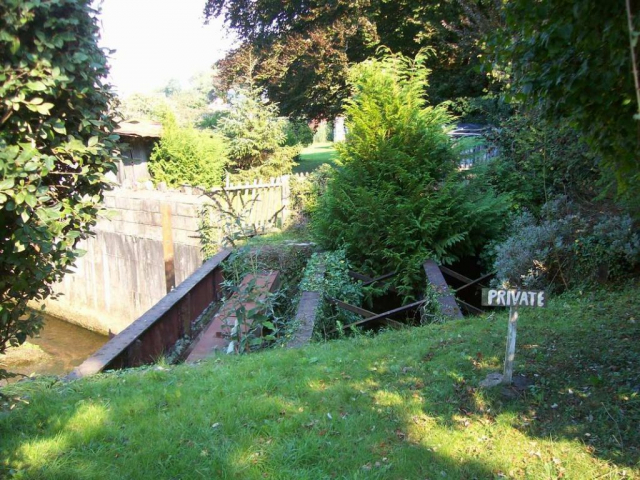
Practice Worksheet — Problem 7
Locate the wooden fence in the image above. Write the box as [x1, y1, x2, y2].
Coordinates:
[198, 172, 311, 246]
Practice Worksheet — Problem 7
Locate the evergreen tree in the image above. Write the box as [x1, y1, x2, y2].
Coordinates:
[313, 53, 509, 298]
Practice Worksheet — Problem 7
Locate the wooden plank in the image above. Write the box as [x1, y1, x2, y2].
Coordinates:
[326, 297, 404, 329]
[423, 260, 464, 319]
[327, 299, 426, 335]
[503, 306, 518, 384]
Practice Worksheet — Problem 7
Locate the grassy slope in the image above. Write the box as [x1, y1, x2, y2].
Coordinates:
[1, 286, 639, 479]
[294, 142, 337, 173]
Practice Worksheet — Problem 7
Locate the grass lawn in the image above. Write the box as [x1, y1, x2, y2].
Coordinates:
[294, 142, 338, 173]
[1, 285, 639, 479]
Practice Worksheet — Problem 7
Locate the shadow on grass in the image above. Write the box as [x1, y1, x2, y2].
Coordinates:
[1, 288, 638, 478]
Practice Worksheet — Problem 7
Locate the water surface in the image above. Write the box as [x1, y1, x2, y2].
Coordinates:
[1, 315, 108, 381]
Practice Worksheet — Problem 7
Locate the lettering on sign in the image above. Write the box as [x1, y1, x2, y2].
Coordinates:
[481, 289, 546, 308]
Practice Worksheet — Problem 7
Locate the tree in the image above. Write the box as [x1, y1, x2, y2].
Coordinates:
[0, 0, 118, 378]
[118, 72, 219, 127]
[217, 85, 298, 179]
[205, 0, 502, 119]
[313, 52, 509, 298]
[488, 0, 640, 203]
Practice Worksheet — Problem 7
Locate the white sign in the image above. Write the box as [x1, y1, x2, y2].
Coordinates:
[482, 289, 546, 308]
[480, 288, 548, 386]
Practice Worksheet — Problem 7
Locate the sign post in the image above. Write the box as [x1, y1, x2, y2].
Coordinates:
[503, 306, 518, 384]
[482, 288, 546, 385]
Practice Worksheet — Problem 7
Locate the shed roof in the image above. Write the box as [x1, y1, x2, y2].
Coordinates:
[116, 120, 162, 138]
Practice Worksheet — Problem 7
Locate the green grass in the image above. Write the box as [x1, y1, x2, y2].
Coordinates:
[294, 142, 338, 173]
[2, 285, 639, 479]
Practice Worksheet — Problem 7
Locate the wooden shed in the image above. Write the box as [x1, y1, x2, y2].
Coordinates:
[115, 120, 163, 186]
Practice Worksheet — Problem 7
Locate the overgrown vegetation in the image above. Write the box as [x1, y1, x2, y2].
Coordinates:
[478, 107, 602, 214]
[298, 250, 364, 338]
[313, 53, 509, 298]
[148, 117, 228, 188]
[220, 244, 315, 347]
[283, 119, 313, 148]
[2, 285, 639, 478]
[0, 0, 118, 380]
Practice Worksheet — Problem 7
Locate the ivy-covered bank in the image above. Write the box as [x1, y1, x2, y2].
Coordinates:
[2, 284, 639, 479]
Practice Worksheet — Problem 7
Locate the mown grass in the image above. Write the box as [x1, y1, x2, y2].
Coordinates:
[1, 285, 639, 479]
[294, 142, 338, 173]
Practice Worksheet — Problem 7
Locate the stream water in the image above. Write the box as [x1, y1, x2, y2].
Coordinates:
[1, 315, 108, 382]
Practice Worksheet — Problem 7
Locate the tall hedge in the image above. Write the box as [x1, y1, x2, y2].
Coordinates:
[313, 53, 509, 298]
[0, 0, 118, 376]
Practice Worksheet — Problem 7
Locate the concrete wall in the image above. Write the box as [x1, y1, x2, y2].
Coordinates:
[41, 189, 208, 335]
[40, 177, 296, 336]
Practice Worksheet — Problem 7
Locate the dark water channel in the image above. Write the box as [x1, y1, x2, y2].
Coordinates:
[1, 315, 108, 382]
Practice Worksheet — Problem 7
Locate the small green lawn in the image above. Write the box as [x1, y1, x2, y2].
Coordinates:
[294, 142, 338, 173]
[2, 285, 639, 479]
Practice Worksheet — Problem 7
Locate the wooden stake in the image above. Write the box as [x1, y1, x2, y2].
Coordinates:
[503, 305, 518, 384]
[161, 203, 175, 293]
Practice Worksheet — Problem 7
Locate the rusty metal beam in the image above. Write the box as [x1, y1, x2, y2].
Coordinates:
[67, 249, 231, 379]
[454, 271, 495, 293]
[326, 297, 405, 329]
[328, 299, 427, 335]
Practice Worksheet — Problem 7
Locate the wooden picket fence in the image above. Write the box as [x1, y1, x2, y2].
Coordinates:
[199, 172, 311, 246]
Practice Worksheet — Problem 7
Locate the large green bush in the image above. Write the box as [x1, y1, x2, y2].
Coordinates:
[0, 0, 118, 377]
[149, 118, 228, 188]
[313, 53, 509, 298]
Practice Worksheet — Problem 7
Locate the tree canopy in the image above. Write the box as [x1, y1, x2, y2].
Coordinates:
[205, 0, 501, 119]
[488, 0, 640, 200]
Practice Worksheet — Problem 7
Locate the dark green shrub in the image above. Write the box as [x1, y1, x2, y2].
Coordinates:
[198, 111, 229, 130]
[149, 118, 228, 188]
[217, 86, 297, 179]
[477, 107, 602, 214]
[229, 145, 298, 183]
[0, 0, 118, 378]
[283, 119, 314, 147]
[440, 95, 512, 125]
[313, 53, 510, 298]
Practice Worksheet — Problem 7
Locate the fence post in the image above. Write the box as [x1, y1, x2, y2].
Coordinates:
[161, 203, 175, 293]
[281, 175, 290, 227]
